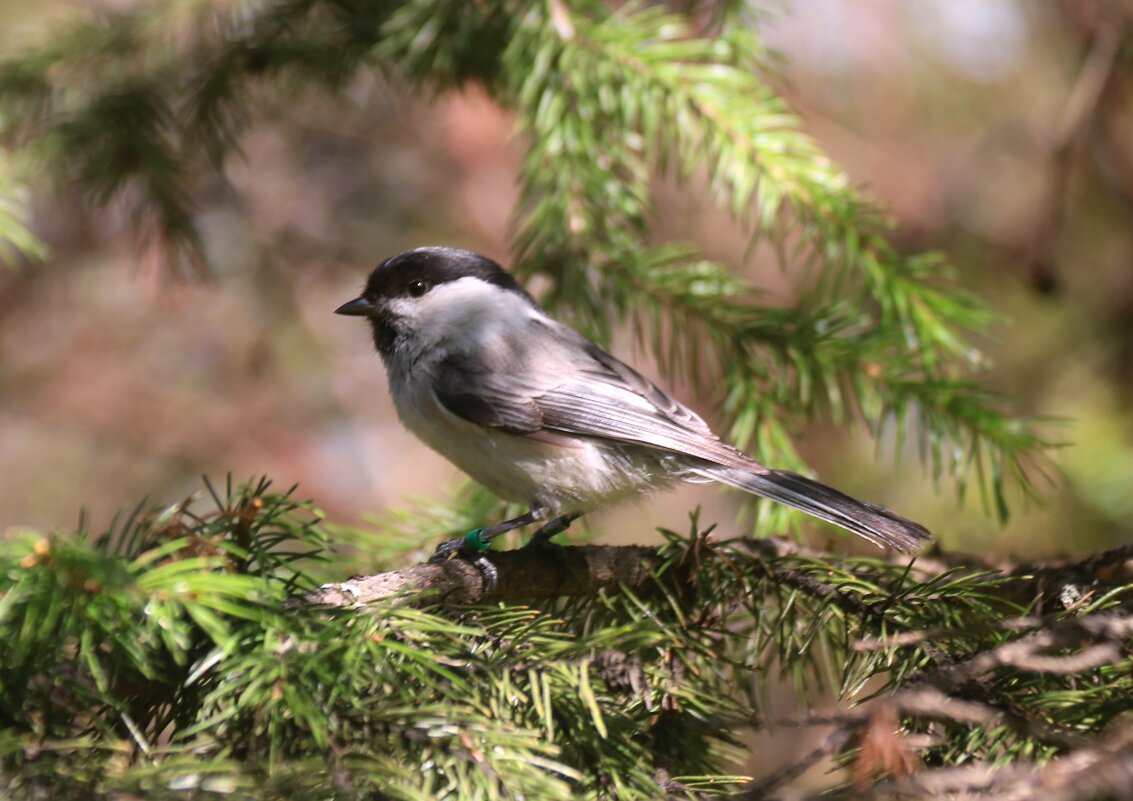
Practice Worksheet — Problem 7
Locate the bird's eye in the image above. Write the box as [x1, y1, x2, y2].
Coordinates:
[407, 279, 429, 298]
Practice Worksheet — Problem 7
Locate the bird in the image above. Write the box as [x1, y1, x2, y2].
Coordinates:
[336, 246, 930, 582]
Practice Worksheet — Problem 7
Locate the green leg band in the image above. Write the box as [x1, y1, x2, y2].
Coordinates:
[463, 528, 490, 553]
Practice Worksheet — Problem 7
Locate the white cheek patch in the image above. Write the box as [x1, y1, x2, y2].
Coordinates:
[410, 277, 538, 343]
[385, 296, 418, 325]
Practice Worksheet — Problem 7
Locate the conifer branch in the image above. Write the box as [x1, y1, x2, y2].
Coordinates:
[3, 479, 1133, 799]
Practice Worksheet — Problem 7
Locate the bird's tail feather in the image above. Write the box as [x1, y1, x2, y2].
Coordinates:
[696, 466, 931, 553]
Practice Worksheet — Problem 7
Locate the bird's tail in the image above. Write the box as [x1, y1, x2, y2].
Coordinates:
[695, 466, 931, 552]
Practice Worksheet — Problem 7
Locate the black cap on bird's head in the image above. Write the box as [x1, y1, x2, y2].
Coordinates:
[335, 247, 535, 353]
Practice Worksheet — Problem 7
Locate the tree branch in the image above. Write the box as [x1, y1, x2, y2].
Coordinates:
[305, 536, 927, 608]
[305, 544, 665, 606]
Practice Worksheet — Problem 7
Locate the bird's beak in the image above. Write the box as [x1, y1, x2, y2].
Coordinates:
[335, 296, 376, 317]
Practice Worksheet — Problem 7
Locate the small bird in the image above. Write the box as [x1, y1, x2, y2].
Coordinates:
[336, 247, 930, 580]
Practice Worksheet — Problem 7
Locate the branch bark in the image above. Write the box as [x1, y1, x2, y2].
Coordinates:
[305, 543, 665, 606]
[303, 536, 924, 608]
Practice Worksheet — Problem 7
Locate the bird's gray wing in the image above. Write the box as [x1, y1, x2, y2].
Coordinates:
[431, 318, 753, 469]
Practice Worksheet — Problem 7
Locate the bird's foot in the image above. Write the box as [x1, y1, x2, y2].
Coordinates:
[429, 511, 560, 595]
[430, 528, 491, 562]
[430, 528, 498, 593]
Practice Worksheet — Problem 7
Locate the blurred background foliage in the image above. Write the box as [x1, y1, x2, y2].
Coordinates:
[0, 0, 1128, 560]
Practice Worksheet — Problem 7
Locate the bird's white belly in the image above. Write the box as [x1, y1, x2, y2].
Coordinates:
[390, 373, 671, 515]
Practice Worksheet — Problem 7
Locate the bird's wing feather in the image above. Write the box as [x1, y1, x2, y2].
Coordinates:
[428, 315, 929, 552]
[431, 318, 754, 469]
[432, 354, 544, 435]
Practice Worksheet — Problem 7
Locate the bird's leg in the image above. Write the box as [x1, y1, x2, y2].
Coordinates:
[525, 513, 582, 548]
[429, 511, 580, 593]
[429, 511, 542, 594]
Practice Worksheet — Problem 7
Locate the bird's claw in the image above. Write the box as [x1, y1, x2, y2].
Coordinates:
[471, 555, 498, 594]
